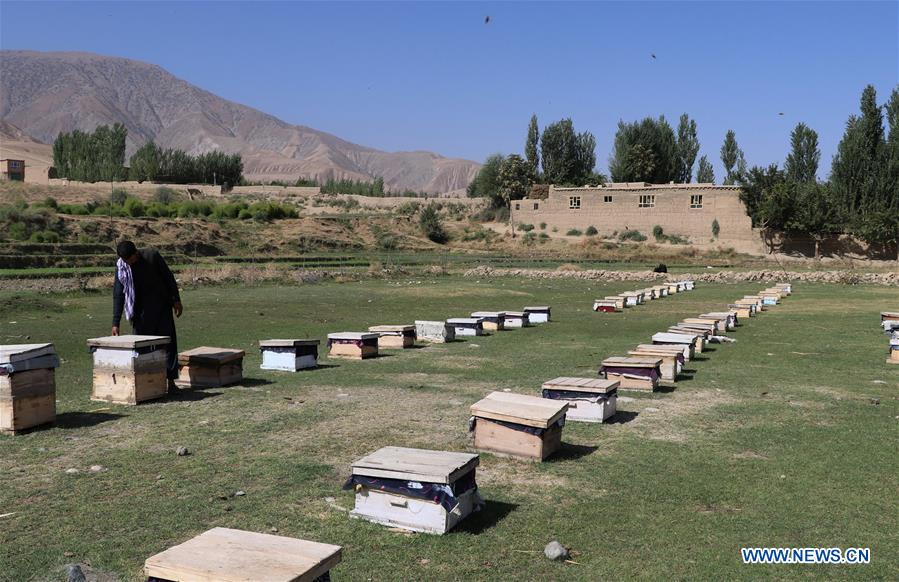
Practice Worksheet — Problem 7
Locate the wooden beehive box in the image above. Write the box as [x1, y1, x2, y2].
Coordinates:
[628, 347, 682, 382]
[470, 391, 567, 461]
[880, 311, 899, 324]
[643, 288, 658, 300]
[327, 332, 379, 360]
[87, 335, 169, 405]
[701, 312, 737, 330]
[889, 333, 899, 364]
[605, 296, 626, 310]
[593, 299, 619, 313]
[681, 318, 721, 334]
[667, 283, 679, 294]
[368, 325, 416, 349]
[175, 347, 244, 388]
[730, 304, 753, 319]
[1, 343, 59, 435]
[471, 311, 505, 331]
[523, 306, 551, 323]
[503, 311, 530, 328]
[774, 282, 792, 295]
[541, 377, 618, 423]
[446, 318, 484, 337]
[415, 320, 455, 343]
[260, 339, 320, 371]
[620, 292, 641, 307]
[651, 332, 697, 360]
[144, 527, 342, 582]
[668, 327, 707, 351]
[347, 446, 481, 534]
[600, 356, 662, 392]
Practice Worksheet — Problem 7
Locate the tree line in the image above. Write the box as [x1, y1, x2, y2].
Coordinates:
[52, 125, 244, 189]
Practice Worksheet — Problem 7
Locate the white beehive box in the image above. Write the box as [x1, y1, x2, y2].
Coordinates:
[471, 311, 506, 331]
[259, 339, 320, 371]
[541, 377, 618, 423]
[446, 318, 484, 337]
[523, 306, 551, 323]
[87, 335, 170, 405]
[503, 311, 530, 328]
[348, 446, 481, 534]
[415, 320, 455, 343]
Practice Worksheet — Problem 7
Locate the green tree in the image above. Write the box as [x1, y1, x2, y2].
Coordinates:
[784, 123, 820, 184]
[609, 116, 678, 183]
[676, 113, 700, 183]
[738, 163, 785, 227]
[540, 118, 596, 185]
[498, 154, 531, 205]
[696, 155, 715, 183]
[720, 130, 746, 185]
[129, 142, 160, 183]
[467, 153, 506, 207]
[419, 204, 448, 243]
[525, 114, 540, 180]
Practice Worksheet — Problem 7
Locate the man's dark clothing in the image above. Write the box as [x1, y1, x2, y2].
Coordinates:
[113, 249, 181, 380]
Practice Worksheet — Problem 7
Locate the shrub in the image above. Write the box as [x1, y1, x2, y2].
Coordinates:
[154, 187, 178, 204]
[29, 230, 60, 243]
[419, 204, 448, 243]
[538, 233, 550, 243]
[238, 209, 253, 220]
[110, 188, 130, 206]
[652, 225, 664, 240]
[123, 197, 146, 217]
[58, 203, 90, 215]
[522, 231, 537, 246]
[36, 197, 59, 210]
[712, 218, 721, 238]
[518, 223, 535, 232]
[8, 222, 28, 241]
[539, 222, 547, 230]
[619, 229, 647, 242]
[397, 201, 421, 217]
[666, 234, 690, 245]
[585, 225, 598, 236]
[566, 229, 583, 236]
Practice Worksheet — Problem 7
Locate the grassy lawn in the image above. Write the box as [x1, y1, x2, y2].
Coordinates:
[0, 277, 897, 581]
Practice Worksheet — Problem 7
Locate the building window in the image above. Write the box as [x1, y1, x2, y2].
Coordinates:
[533, 202, 539, 210]
[638, 195, 655, 208]
[515, 203, 520, 210]
[690, 195, 703, 209]
[569, 196, 581, 209]
[603, 195, 613, 203]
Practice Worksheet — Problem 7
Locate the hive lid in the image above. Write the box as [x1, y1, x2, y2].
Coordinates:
[351, 446, 479, 484]
[144, 527, 341, 582]
[0, 343, 55, 364]
[634, 344, 686, 353]
[504, 311, 526, 317]
[881, 312, 899, 318]
[470, 391, 567, 428]
[594, 299, 618, 304]
[327, 332, 379, 340]
[86, 335, 170, 349]
[447, 318, 480, 324]
[523, 306, 550, 311]
[414, 320, 446, 325]
[471, 311, 505, 317]
[669, 326, 710, 336]
[700, 313, 732, 319]
[628, 349, 678, 359]
[178, 347, 245, 365]
[259, 339, 321, 348]
[653, 332, 699, 343]
[541, 377, 619, 393]
[602, 356, 662, 368]
[367, 325, 415, 332]
[620, 291, 642, 297]
[683, 318, 718, 325]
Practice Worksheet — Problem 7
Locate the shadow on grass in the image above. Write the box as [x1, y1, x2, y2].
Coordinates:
[237, 377, 276, 387]
[701, 347, 717, 354]
[55, 411, 126, 430]
[454, 500, 518, 535]
[655, 384, 677, 393]
[547, 442, 598, 462]
[606, 410, 638, 424]
[166, 390, 224, 402]
[691, 356, 710, 363]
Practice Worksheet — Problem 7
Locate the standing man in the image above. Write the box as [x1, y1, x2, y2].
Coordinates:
[112, 240, 183, 390]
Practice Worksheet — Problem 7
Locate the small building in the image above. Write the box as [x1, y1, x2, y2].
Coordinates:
[0, 159, 25, 181]
[511, 182, 755, 246]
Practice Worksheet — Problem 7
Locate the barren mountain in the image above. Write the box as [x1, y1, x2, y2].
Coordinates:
[0, 51, 480, 192]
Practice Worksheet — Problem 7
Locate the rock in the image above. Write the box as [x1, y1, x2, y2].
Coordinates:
[65, 564, 86, 582]
[644, 407, 660, 413]
[544, 540, 569, 561]
[89, 465, 105, 472]
[65, 468, 79, 475]
[270, 527, 279, 533]
[235, 490, 246, 497]
[176, 446, 189, 456]
[870, 398, 880, 406]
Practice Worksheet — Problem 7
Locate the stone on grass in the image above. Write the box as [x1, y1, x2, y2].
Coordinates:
[65, 564, 86, 582]
[65, 468, 79, 475]
[89, 465, 105, 472]
[544, 540, 569, 561]
[176, 446, 189, 456]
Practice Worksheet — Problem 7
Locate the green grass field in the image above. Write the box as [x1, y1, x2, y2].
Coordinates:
[1, 277, 897, 581]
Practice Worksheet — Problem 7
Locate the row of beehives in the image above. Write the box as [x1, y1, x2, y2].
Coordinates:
[592, 279, 695, 312]
[881, 311, 899, 365]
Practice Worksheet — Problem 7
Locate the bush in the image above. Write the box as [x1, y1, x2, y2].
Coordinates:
[652, 225, 664, 240]
[154, 187, 178, 204]
[58, 203, 90, 215]
[517, 223, 535, 232]
[666, 234, 690, 245]
[110, 188, 129, 206]
[522, 231, 537, 246]
[123, 197, 146, 217]
[538, 232, 550, 243]
[8, 222, 28, 241]
[419, 204, 448, 243]
[619, 229, 647, 242]
[539, 222, 547, 230]
[238, 209, 253, 220]
[397, 201, 421, 217]
[585, 225, 598, 236]
[712, 218, 721, 238]
[29, 230, 61, 243]
[566, 229, 583, 236]
[35, 197, 58, 210]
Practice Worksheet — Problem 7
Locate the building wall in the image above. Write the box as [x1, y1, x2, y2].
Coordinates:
[511, 183, 757, 245]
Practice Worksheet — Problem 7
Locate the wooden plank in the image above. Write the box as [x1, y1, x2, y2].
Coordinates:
[259, 339, 320, 348]
[144, 527, 341, 582]
[352, 446, 478, 483]
[327, 332, 379, 341]
[0, 343, 55, 364]
[541, 377, 618, 393]
[178, 347, 245, 365]
[474, 418, 562, 461]
[368, 325, 415, 333]
[471, 392, 567, 428]
[601, 356, 662, 368]
[86, 335, 170, 349]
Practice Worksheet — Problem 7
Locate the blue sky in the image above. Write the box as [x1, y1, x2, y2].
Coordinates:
[2, 1, 897, 179]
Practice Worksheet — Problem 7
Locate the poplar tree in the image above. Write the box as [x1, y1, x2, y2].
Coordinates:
[676, 113, 700, 183]
[784, 123, 820, 184]
[609, 116, 678, 183]
[696, 155, 715, 183]
[525, 114, 540, 181]
[720, 130, 744, 185]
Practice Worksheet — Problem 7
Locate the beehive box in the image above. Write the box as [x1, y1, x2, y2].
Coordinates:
[888, 333, 899, 364]
[446, 318, 484, 337]
[503, 311, 530, 328]
[259, 339, 320, 371]
[651, 332, 698, 360]
[620, 292, 641, 307]
[600, 356, 662, 392]
[702, 312, 737, 330]
[652, 285, 670, 297]
[628, 346, 684, 382]
[638, 341, 690, 365]
[880, 311, 899, 324]
[176, 347, 244, 388]
[774, 282, 792, 295]
[327, 332, 379, 360]
[346, 446, 481, 534]
[471, 311, 505, 331]
[541, 377, 618, 423]
[1, 343, 59, 435]
[523, 306, 551, 323]
[144, 527, 342, 582]
[415, 320, 455, 343]
[470, 391, 567, 461]
[87, 335, 170, 405]
[605, 296, 626, 310]
[593, 299, 619, 313]
[668, 327, 707, 351]
[681, 319, 722, 335]
[368, 325, 416, 349]
[667, 283, 679, 294]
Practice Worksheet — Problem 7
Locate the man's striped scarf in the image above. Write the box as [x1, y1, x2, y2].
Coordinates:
[116, 258, 135, 322]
